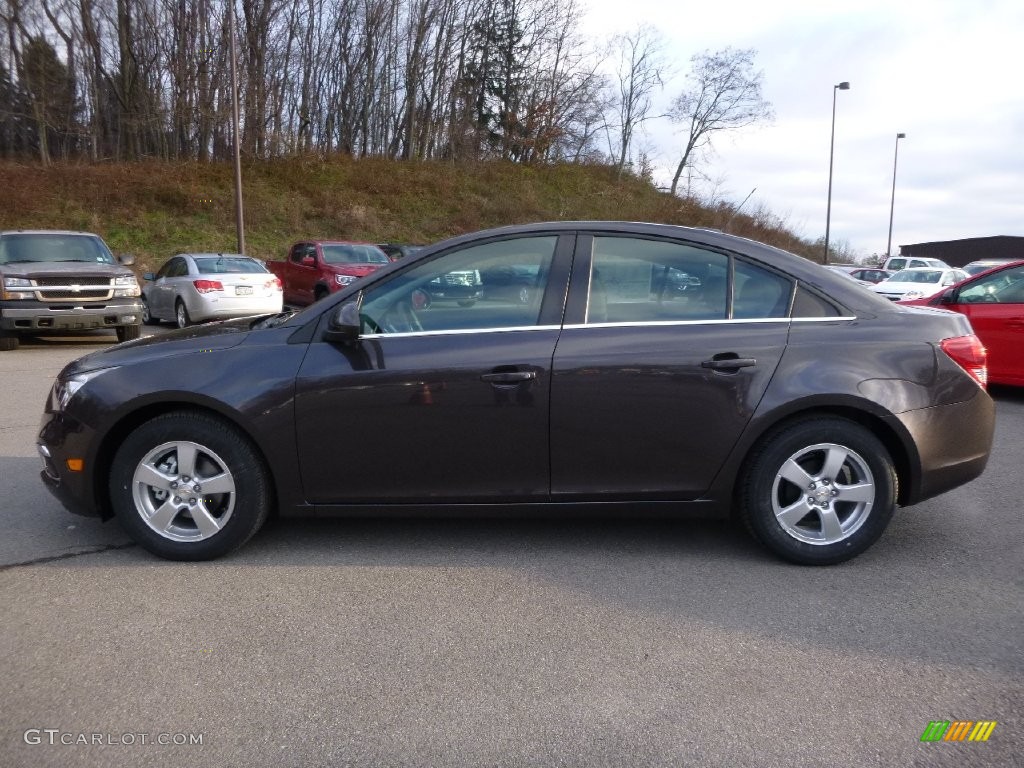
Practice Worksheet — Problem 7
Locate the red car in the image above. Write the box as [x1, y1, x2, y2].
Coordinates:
[267, 240, 390, 306]
[899, 260, 1024, 386]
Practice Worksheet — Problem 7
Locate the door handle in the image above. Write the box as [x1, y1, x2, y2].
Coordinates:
[1007, 318, 1024, 330]
[481, 371, 537, 384]
[701, 357, 756, 371]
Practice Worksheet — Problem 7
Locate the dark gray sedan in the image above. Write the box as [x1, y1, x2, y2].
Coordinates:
[39, 222, 994, 564]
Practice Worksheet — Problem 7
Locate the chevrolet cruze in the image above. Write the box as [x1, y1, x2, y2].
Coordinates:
[38, 223, 995, 564]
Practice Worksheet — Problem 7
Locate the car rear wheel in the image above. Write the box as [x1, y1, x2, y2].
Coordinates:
[738, 417, 897, 565]
[116, 325, 141, 342]
[109, 411, 272, 560]
[175, 299, 191, 328]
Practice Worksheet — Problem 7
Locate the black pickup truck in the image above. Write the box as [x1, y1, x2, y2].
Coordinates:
[0, 230, 143, 351]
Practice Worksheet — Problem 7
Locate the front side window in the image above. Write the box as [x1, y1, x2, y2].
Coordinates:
[360, 236, 557, 334]
[958, 266, 1024, 304]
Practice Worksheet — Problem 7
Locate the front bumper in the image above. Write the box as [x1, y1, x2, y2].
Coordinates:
[1, 299, 143, 331]
[38, 408, 105, 518]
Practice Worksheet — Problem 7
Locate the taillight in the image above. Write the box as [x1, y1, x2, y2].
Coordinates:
[266, 276, 282, 290]
[193, 279, 224, 293]
[940, 335, 987, 389]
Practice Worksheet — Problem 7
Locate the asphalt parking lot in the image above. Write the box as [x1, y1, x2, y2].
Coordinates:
[1, 328, 1021, 767]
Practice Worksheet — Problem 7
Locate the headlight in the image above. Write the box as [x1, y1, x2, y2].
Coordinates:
[2, 276, 34, 300]
[335, 274, 356, 286]
[113, 275, 141, 297]
[51, 368, 118, 411]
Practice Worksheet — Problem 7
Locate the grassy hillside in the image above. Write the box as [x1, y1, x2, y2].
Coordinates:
[0, 157, 817, 273]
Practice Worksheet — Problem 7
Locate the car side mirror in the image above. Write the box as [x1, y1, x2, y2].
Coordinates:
[118, 253, 135, 266]
[301, 255, 316, 267]
[324, 296, 362, 343]
[937, 288, 957, 305]
[142, 272, 155, 281]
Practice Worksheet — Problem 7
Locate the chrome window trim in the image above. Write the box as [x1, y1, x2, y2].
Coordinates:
[358, 316, 857, 339]
[564, 318, 791, 330]
[790, 316, 857, 323]
[361, 324, 561, 340]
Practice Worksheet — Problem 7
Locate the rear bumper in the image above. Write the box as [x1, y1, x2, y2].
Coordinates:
[895, 387, 995, 505]
[1, 300, 143, 331]
[187, 295, 283, 322]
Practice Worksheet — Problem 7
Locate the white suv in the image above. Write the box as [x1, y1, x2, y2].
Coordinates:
[881, 256, 949, 272]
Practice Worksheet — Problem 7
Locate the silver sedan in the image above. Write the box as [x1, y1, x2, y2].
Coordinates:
[142, 253, 283, 328]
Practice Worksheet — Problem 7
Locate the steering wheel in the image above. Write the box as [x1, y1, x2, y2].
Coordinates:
[379, 299, 424, 334]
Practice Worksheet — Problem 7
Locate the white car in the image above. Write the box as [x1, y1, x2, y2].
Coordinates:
[871, 267, 968, 301]
[142, 253, 284, 328]
[881, 256, 949, 272]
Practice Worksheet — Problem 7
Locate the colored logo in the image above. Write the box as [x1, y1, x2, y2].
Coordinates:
[920, 720, 997, 742]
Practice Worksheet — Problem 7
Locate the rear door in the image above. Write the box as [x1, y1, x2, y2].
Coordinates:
[550, 233, 792, 500]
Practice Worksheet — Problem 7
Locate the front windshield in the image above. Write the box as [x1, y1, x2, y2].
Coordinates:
[889, 269, 943, 283]
[0, 233, 117, 265]
[321, 244, 390, 265]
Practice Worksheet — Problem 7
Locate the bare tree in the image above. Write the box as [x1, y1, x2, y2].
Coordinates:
[607, 25, 663, 177]
[667, 47, 773, 197]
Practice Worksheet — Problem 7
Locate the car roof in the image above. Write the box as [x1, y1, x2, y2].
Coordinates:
[0, 229, 101, 237]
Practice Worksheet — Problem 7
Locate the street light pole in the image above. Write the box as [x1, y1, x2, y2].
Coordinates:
[886, 132, 907, 259]
[228, 0, 245, 255]
[823, 81, 850, 264]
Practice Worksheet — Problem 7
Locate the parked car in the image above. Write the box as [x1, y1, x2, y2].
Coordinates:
[847, 267, 892, 284]
[377, 243, 424, 261]
[0, 230, 142, 351]
[899, 260, 1024, 386]
[267, 240, 390, 306]
[962, 258, 1019, 276]
[881, 256, 949, 272]
[872, 267, 969, 301]
[142, 253, 283, 328]
[824, 266, 873, 286]
[39, 222, 994, 565]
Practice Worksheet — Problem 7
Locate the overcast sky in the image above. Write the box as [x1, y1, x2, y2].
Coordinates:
[581, 0, 1023, 258]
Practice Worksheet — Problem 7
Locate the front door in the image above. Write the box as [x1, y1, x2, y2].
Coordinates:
[293, 233, 573, 503]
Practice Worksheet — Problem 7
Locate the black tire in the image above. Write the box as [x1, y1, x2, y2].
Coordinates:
[116, 324, 141, 342]
[0, 332, 19, 351]
[738, 417, 897, 566]
[314, 287, 329, 303]
[175, 299, 191, 328]
[141, 296, 160, 325]
[109, 411, 272, 560]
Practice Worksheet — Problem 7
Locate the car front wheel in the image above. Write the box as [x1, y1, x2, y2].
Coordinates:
[109, 411, 272, 560]
[738, 417, 897, 565]
[116, 325, 141, 342]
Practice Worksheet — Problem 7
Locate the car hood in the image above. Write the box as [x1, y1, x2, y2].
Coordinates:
[0, 260, 133, 277]
[64, 317, 254, 375]
[325, 263, 385, 277]
[873, 281, 942, 294]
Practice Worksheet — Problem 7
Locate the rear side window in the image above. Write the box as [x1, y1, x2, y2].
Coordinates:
[792, 286, 841, 317]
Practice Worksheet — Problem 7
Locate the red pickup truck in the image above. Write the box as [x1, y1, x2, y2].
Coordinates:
[267, 240, 391, 306]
